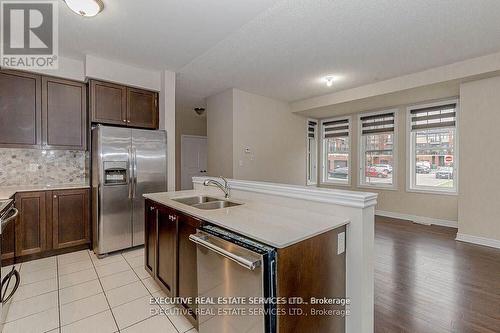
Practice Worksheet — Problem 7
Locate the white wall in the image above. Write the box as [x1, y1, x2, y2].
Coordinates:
[85, 55, 161, 91]
[30, 56, 85, 81]
[206, 89, 307, 185]
[458, 76, 500, 244]
[159, 70, 177, 191]
[206, 89, 234, 178]
[232, 89, 306, 185]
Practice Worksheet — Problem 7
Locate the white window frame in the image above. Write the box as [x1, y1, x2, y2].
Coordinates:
[406, 99, 459, 195]
[320, 116, 352, 186]
[306, 119, 318, 185]
[358, 109, 398, 190]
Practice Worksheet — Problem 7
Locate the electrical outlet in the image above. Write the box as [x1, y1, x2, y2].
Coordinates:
[337, 232, 345, 254]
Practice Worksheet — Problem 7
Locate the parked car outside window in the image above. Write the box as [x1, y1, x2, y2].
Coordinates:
[435, 167, 454, 179]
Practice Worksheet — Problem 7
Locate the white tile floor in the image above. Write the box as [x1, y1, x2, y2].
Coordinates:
[0, 248, 197, 333]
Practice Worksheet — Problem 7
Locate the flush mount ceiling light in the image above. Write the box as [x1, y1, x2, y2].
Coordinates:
[64, 0, 104, 17]
[323, 75, 338, 87]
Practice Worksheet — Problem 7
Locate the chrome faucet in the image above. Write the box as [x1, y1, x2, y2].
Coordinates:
[203, 176, 230, 198]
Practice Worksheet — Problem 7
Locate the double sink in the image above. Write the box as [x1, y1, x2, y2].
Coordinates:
[172, 195, 242, 210]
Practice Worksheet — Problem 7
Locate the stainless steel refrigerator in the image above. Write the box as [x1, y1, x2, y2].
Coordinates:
[92, 125, 167, 255]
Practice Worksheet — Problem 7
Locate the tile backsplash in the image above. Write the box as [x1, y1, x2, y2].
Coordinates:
[0, 149, 88, 186]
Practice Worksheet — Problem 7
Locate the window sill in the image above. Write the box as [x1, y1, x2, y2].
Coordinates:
[358, 184, 398, 191]
[406, 187, 458, 196]
[320, 181, 351, 187]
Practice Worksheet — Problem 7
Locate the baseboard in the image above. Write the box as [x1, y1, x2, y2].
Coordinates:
[375, 210, 458, 228]
[456, 233, 500, 250]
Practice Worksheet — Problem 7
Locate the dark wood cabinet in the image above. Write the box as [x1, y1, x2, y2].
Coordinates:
[0, 70, 41, 148]
[127, 87, 158, 129]
[52, 189, 89, 249]
[90, 79, 127, 126]
[145, 200, 157, 275]
[90, 79, 158, 129]
[14, 191, 47, 257]
[42, 77, 87, 150]
[1, 188, 90, 265]
[156, 206, 177, 295]
[0, 69, 87, 150]
[177, 212, 201, 323]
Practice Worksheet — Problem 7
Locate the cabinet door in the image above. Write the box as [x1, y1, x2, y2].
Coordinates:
[15, 191, 47, 257]
[52, 189, 90, 249]
[145, 200, 157, 275]
[0, 70, 41, 147]
[42, 77, 87, 150]
[156, 205, 177, 296]
[90, 80, 127, 126]
[127, 88, 158, 129]
[177, 212, 202, 323]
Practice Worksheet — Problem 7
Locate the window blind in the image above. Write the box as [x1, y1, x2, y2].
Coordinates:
[410, 103, 456, 131]
[360, 112, 395, 135]
[308, 120, 317, 138]
[322, 118, 349, 138]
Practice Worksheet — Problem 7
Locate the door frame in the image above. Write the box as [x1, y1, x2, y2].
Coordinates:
[181, 135, 208, 190]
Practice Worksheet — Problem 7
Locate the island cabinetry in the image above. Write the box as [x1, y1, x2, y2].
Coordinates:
[276, 226, 346, 333]
[144, 199, 202, 326]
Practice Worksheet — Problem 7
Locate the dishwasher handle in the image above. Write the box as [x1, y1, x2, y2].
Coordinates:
[189, 233, 261, 271]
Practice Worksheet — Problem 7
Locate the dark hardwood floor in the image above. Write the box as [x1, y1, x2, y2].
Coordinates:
[375, 216, 500, 333]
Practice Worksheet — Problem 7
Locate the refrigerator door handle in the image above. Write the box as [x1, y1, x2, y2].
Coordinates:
[132, 147, 138, 199]
[128, 146, 133, 199]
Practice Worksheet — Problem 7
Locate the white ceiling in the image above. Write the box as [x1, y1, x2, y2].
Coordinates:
[59, 0, 500, 109]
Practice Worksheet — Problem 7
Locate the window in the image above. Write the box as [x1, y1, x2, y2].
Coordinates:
[407, 100, 458, 194]
[306, 119, 318, 185]
[359, 110, 396, 188]
[321, 117, 351, 185]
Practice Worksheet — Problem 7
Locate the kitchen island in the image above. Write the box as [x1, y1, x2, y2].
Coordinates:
[144, 177, 377, 333]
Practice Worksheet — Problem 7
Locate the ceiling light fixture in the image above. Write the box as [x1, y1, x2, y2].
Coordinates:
[64, 0, 104, 17]
[324, 75, 336, 87]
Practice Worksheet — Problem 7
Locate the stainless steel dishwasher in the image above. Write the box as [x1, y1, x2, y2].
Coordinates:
[190, 225, 277, 333]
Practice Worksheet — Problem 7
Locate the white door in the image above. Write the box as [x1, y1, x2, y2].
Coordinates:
[181, 135, 208, 190]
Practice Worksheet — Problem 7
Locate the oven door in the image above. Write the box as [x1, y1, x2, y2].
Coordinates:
[0, 205, 20, 324]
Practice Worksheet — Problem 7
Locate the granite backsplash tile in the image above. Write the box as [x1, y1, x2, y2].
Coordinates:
[0, 149, 88, 186]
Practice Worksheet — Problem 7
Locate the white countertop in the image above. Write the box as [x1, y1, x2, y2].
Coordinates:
[0, 183, 90, 199]
[144, 190, 349, 248]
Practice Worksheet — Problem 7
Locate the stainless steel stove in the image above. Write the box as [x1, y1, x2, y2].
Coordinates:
[0, 199, 20, 323]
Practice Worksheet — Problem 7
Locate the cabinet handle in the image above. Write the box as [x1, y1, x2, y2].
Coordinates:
[150, 206, 155, 211]
[122, 119, 126, 123]
[53, 195, 57, 198]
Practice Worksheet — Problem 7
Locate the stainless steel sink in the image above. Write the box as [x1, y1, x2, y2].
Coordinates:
[192, 200, 242, 210]
[172, 196, 220, 205]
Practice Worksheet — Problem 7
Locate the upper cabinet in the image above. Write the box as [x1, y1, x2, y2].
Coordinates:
[90, 79, 158, 129]
[90, 80, 127, 126]
[0, 70, 42, 148]
[42, 77, 87, 150]
[0, 69, 87, 150]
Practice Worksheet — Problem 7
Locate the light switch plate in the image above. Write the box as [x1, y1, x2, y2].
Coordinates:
[337, 232, 345, 255]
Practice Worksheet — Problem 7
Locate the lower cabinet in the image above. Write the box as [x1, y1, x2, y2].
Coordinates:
[15, 191, 47, 257]
[156, 205, 177, 294]
[144, 199, 201, 326]
[177, 213, 201, 324]
[1, 188, 90, 264]
[51, 189, 89, 249]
